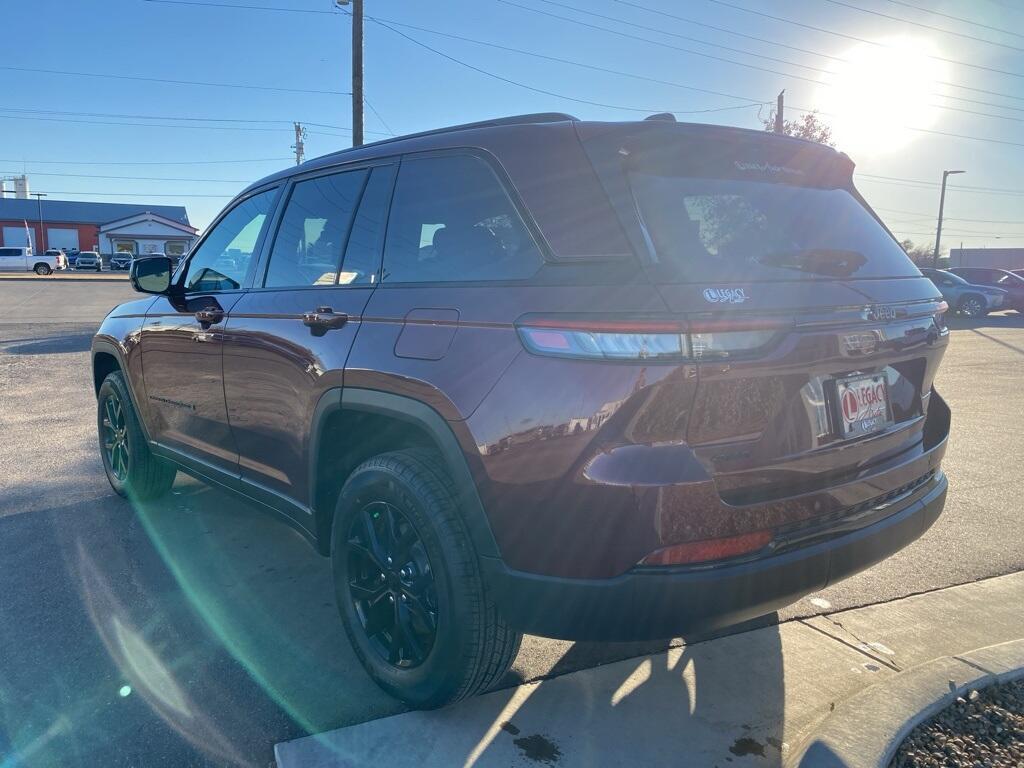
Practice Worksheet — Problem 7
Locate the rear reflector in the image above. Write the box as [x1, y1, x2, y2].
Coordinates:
[639, 530, 773, 566]
[517, 315, 786, 361]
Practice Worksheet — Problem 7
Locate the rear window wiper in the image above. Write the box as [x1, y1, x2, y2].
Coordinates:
[756, 248, 867, 277]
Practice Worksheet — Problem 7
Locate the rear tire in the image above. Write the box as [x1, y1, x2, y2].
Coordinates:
[33, 263, 51, 275]
[331, 449, 521, 708]
[97, 371, 176, 501]
[958, 294, 987, 317]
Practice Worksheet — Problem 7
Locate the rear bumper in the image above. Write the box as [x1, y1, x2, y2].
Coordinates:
[483, 471, 947, 641]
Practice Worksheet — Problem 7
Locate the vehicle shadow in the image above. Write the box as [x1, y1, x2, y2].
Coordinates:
[945, 310, 1024, 330]
[2, 468, 787, 767]
[4, 333, 93, 355]
[468, 623, 787, 767]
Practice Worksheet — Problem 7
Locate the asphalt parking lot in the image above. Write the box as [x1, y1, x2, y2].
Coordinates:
[2, 278, 1023, 767]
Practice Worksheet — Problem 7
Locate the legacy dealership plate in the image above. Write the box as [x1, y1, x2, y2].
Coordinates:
[835, 373, 892, 439]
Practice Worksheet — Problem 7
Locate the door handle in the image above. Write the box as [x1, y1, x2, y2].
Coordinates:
[195, 308, 224, 328]
[303, 306, 348, 335]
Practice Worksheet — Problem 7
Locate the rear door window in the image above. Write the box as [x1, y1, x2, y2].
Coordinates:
[382, 154, 542, 283]
[264, 169, 368, 288]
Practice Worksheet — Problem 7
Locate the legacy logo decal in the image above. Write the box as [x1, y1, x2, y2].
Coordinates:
[733, 160, 805, 177]
[703, 287, 749, 304]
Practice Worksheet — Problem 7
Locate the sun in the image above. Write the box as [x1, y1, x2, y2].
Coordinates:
[816, 37, 948, 155]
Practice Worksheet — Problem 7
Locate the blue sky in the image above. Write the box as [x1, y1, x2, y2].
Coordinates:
[2, 0, 1023, 248]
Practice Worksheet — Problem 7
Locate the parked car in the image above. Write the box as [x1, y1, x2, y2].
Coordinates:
[43, 248, 67, 270]
[0, 246, 60, 274]
[93, 114, 952, 708]
[75, 251, 103, 271]
[920, 268, 1006, 316]
[110, 253, 134, 271]
[949, 267, 1024, 312]
[66, 248, 79, 267]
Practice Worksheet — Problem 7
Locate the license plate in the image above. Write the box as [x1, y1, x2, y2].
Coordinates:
[835, 374, 892, 439]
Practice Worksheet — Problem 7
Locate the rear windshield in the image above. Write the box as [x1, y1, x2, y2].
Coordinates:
[585, 126, 920, 282]
[629, 172, 918, 281]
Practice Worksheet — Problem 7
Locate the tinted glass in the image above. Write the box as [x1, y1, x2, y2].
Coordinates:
[184, 188, 276, 293]
[383, 154, 542, 283]
[629, 173, 919, 281]
[264, 170, 367, 288]
[340, 165, 395, 285]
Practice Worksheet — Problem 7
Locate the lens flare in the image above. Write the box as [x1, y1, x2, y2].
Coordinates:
[817, 37, 948, 155]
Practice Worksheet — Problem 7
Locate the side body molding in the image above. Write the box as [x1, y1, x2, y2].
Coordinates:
[310, 387, 501, 559]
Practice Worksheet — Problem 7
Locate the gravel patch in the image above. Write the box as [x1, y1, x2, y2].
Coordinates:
[891, 679, 1024, 767]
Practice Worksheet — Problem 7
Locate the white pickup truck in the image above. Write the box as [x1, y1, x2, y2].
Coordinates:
[0, 247, 65, 274]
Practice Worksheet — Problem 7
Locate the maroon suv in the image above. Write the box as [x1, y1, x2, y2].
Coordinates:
[92, 113, 950, 708]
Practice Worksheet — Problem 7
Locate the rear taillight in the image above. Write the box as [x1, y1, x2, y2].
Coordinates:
[516, 315, 788, 361]
[640, 530, 774, 566]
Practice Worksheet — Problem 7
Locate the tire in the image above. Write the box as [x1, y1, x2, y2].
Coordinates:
[33, 263, 52, 275]
[331, 449, 521, 708]
[958, 294, 987, 317]
[97, 370, 176, 501]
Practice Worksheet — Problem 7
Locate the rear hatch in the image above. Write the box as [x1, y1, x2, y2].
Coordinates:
[578, 121, 948, 505]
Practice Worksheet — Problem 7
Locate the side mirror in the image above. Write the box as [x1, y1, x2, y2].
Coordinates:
[130, 256, 173, 295]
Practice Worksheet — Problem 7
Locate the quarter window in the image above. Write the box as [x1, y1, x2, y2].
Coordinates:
[183, 188, 276, 293]
[264, 170, 368, 288]
[383, 154, 542, 283]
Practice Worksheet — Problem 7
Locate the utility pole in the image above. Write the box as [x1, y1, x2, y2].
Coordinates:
[335, 0, 363, 147]
[31, 192, 47, 253]
[292, 122, 306, 165]
[774, 90, 785, 133]
[933, 169, 965, 267]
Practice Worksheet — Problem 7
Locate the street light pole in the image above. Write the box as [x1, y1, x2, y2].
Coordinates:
[933, 170, 964, 268]
[335, 0, 363, 147]
[31, 192, 47, 254]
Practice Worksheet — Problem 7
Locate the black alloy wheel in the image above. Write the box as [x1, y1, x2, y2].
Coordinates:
[101, 392, 130, 483]
[346, 500, 438, 668]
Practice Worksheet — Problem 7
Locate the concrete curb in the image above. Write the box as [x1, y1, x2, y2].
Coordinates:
[788, 637, 1024, 768]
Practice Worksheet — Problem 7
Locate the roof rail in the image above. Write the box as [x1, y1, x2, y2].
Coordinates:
[316, 112, 579, 162]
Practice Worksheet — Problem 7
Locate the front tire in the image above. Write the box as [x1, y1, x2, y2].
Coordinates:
[97, 371, 176, 501]
[331, 450, 521, 708]
[34, 263, 52, 275]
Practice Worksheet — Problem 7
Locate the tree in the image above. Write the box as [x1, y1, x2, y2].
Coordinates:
[899, 238, 945, 265]
[761, 109, 835, 147]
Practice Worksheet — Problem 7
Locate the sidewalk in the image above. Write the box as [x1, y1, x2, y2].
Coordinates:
[275, 571, 1024, 768]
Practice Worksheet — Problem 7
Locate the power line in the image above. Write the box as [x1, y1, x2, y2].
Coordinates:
[0, 170, 250, 183]
[821, 0, 1024, 54]
[361, 15, 769, 105]
[16, 190, 235, 198]
[789, 104, 1024, 152]
[887, 0, 1024, 40]
[498, 0, 1024, 124]
[0, 156, 291, 166]
[142, 0, 335, 13]
[362, 97, 396, 136]
[873, 206, 1024, 225]
[615, 0, 1024, 105]
[0, 64, 348, 95]
[0, 113, 294, 132]
[860, 174, 1024, 196]
[362, 12, 765, 115]
[0, 107, 392, 136]
[146, 0, 1024, 115]
[700, 0, 1024, 81]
